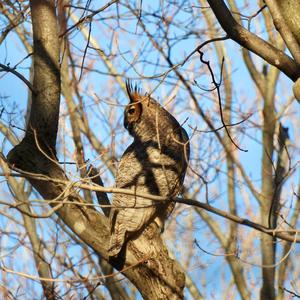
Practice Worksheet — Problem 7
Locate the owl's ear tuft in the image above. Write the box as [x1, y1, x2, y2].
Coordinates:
[126, 80, 142, 103]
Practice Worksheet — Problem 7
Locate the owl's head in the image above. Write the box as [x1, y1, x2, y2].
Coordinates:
[124, 81, 143, 133]
[123, 81, 183, 141]
[124, 81, 156, 138]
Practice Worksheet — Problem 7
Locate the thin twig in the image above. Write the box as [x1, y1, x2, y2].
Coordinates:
[0, 257, 148, 283]
[198, 51, 247, 152]
[0, 63, 35, 93]
[2, 163, 300, 243]
[60, 0, 119, 37]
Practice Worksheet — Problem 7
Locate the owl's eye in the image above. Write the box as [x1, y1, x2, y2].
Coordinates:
[128, 107, 135, 115]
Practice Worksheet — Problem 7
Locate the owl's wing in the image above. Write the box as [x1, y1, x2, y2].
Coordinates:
[108, 134, 189, 256]
[108, 147, 156, 256]
[109, 193, 155, 256]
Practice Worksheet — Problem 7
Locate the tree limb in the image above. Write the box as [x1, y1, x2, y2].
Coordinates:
[207, 0, 300, 81]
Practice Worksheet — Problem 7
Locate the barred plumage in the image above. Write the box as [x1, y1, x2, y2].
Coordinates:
[108, 82, 190, 256]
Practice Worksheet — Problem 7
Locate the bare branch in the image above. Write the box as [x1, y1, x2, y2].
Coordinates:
[207, 0, 300, 81]
[0, 63, 35, 93]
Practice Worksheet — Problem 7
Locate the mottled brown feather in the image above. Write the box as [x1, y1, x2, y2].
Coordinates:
[109, 82, 190, 256]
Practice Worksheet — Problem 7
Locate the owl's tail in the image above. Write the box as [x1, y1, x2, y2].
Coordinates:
[108, 226, 126, 257]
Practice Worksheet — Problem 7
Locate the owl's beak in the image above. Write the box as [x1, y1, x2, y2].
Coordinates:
[124, 114, 128, 129]
[124, 114, 134, 135]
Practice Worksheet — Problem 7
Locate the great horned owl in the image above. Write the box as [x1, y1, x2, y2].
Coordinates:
[108, 82, 190, 256]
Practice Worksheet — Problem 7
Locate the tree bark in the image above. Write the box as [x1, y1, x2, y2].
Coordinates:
[276, 0, 300, 45]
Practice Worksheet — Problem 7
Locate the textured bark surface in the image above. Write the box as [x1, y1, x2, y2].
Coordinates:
[7, 1, 185, 298]
[277, 0, 300, 44]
